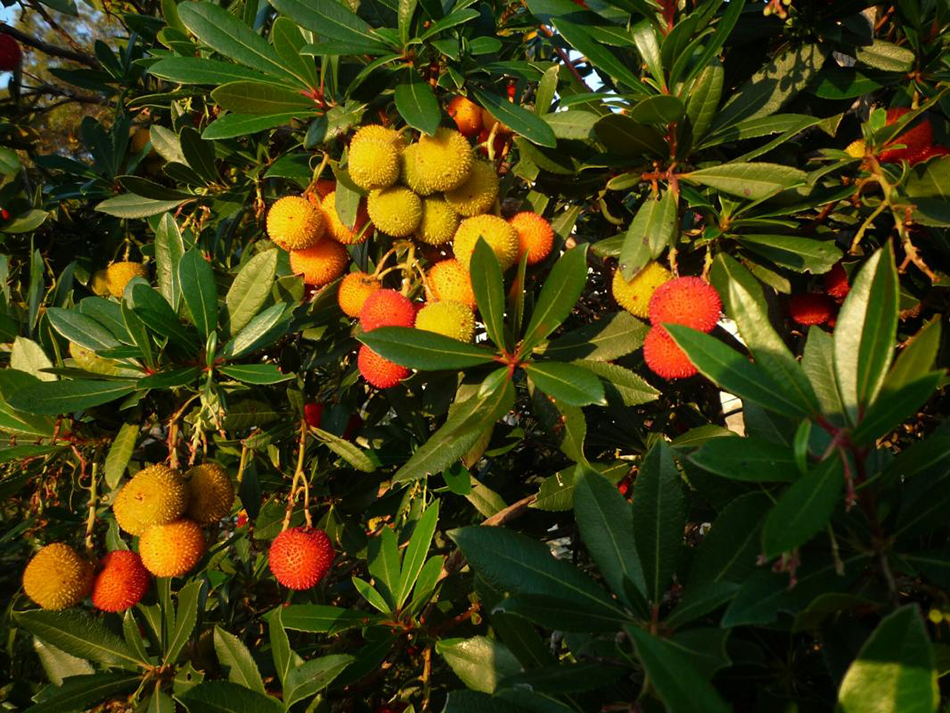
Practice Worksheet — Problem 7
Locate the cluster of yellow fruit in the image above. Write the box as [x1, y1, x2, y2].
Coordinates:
[90, 261, 148, 299]
[20, 463, 234, 611]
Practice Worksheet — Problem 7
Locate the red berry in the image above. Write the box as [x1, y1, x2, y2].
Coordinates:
[879, 108, 934, 164]
[823, 263, 850, 300]
[268, 527, 335, 590]
[0, 209, 9, 221]
[304, 402, 324, 429]
[0, 35, 22, 72]
[358, 345, 409, 389]
[360, 289, 415, 332]
[648, 277, 721, 334]
[789, 293, 835, 326]
[643, 326, 697, 380]
[91, 551, 151, 613]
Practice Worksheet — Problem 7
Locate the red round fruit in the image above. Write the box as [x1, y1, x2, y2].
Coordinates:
[789, 293, 835, 326]
[879, 108, 934, 164]
[91, 550, 151, 613]
[268, 527, 335, 590]
[0, 35, 22, 72]
[823, 263, 850, 300]
[360, 289, 415, 332]
[358, 345, 410, 389]
[304, 402, 324, 429]
[648, 277, 721, 333]
[643, 327, 698, 380]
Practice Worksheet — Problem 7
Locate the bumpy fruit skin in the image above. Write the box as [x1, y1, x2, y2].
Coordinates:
[360, 289, 416, 331]
[416, 196, 460, 246]
[879, 108, 933, 164]
[348, 139, 400, 191]
[304, 402, 324, 429]
[845, 139, 866, 159]
[268, 527, 335, 590]
[113, 465, 188, 536]
[789, 293, 835, 326]
[339, 272, 382, 318]
[358, 345, 410, 389]
[648, 277, 721, 333]
[352, 124, 404, 150]
[367, 186, 423, 237]
[414, 127, 473, 192]
[90, 269, 111, 296]
[427, 260, 476, 308]
[92, 550, 150, 612]
[289, 240, 349, 287]
[0, 35, 23, 71]
[22, 543, 94, 610]
[824, 262, 850, 300]
[107, 261, 148, 298]
[448, 96, 483, 137]
[643, 327, 697, 380]
[185, 463, 234, 524]
[416, 301, 476, 342]
[612, 262, 672, 319]
[268, 196, 325, 251]
[453, 214, 520, 271]
[139, 520, 206, 577]
[509, 212, 554, 265]
[322, 191, 371, 245]
[444, 160, 498, 217]
[400, 144, 435, 196]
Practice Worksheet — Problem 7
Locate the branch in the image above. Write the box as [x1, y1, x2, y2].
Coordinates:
[0, 22, 99, 68]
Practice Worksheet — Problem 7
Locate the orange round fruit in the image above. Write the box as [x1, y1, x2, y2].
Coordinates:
[643, 327, 697, 380]
[360, 289, 415, 331]
[139, 520, 206, 578]
[322, 191, 372, 245]
[289, 240, 349, 286]
[268, 527, 335, 590]
[509, 212, 554, 265]
[358, 345, 410, 389]
[339, 272, 382, 318]
[648, 277, 721, 333]
[427, 260, 476, 309]
[447, 96, 484, 137]
[92, 550, 151, 612]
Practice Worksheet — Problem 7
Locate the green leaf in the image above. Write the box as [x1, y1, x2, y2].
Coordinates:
[631, 20, 664, 90]
[836, 606, 938, 713]
[15, 610, 146, 668]
[684, 163, 807, 201]
[282, 654, 354, 709]
[855, 40, 916, 73]
[128, 285, 198, 351]
[394, 71, 440, 136]
[685, 59, 723, 141]
[223, 250, 278, 336]
[576, 360, 660, 407]
[213, 626, 265, 693]
[524, 361, 605, 407]
[470, 88, 557, 148]
[211, 82, 315, 115]
[104, 423, 139, 489]
[148, 57, 282, 85]
[271, 16, 317, 90]
[552, 18, 649, 96]
[155, 213, 185, 308]
[620, 190, 677, 279]
[710, 254, 820, 415]
[418, 8, 478, 39]
[223, 304, 291, 358]
[593, 114, 665, 158]
[46, 308, 121, 352]
[26, 673, 140, 713]
[627, 95, 684, 125]
[11, 337, 55, 382]
[279, 605, 378, 634]
[735, 235, 842, 274]
[268, 0, 385, 47]
[393, 374, 513, 482]
[521, 245, 588, 353]
[499, 661, 627, 695]
[398, 0, 416, 46]
[574, 469, 647, 610]
[633, 441, 686, 604]
[178, 2, 301, 84]
[443, 691, 527, 713]
[311, 426, 377, 472]
[202, 113, 304, 140]
[762, 457, 843, 558]
[359, 326, 497, 370]
[396, 501, 439, 608]
[352, 576, 390, 613]
[437, 636, 522, 694]
[450, 526, 627, 621]
[32, 638, 93, 686]
[626, 626, 731, 713]
[884, 317, 941, 393]
[833, 242, 898, 425]
[177, 250, 218, 340]
[666, 325, 811, 418]
[690, 436, 798, 482]
[368, 526, 401, 610]
[165, 580, 202, 664]
[852, 373, 942, 446]
[7, 380, 137, 415]
[543, 110, 599, 141]
[117, 176, 194, 201]
[538, 311, 647, 362]
[710, 44, 825, 132]
[96, 194, 187, 219]
[470, 238, 508, 351]
[177, 680, 283, 713]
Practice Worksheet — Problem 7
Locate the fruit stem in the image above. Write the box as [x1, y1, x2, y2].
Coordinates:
[282, 418, 311, 531]
[84, 461, 97, 554]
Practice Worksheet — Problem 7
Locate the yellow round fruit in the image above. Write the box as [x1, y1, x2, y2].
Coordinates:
[90, 269, 111, 296]
[416, 197, 460, 246]
[845, 139, 866, 159]
[400, 144, 436, 196]
[22, 543, 94, 610]
[414, 127, 473, 192]
[452, 214, 519, 271]
[416, 300, 475, 342]
[367, 186, 423, 237]
[184, 463, 234, 524]
[322, 191, 371, 245]
[351, 124, 404, 150]
[113, 465, 188, 536]
[338, 271, 382, 318]
[106, 262, 148, 298]
[427, 259, 476, 308]
[267, 196, 325, 251]
[611, 262, 672, 319]
[139, 520, 205, 578]
[445, 160, 498, 217]
[289, 240, 349, 287]
[348, 139, 400, 191]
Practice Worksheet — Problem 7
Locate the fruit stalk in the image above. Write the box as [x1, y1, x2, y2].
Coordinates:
[282, 418, 312, 531]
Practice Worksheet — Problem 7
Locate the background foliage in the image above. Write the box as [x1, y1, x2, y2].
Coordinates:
[1, 0, 949, 711]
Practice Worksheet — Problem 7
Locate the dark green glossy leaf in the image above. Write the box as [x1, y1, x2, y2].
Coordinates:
[684, 163, 807, 200]
[521, 245, 588, 353]
[762, 457, 843, 558]
[620, 190, 677, 279]
[27, 673, 139, 713]
[735, 234, 842, 274]
[627, 95, 684, 125]
[8, 380, 137, 415]
[218, 364, 292, 384]
[552, 18, 650, 96]
[178, 680, 283, 713]
[213, 626, 265, 693]
[539, 311, 647, 362]
[471, 88, 557, 148]
[177, 250, 218, 340]
[202, 113, 305, 140]
[437, 636, 521, 693]
[14, 610, 146, 667]
[96, 194, 187, 218]
[211, 82, 316, 115]
[524, 361, 605, 407]
[394, 71, 440, 136]
[593, 113, 665, 158]
[359, 326, 497, 370]
[471, 238, 508, 351]
[148, 57, 282, 85]
[575, 360, 660, 407]
[690, 436, 798, 482]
